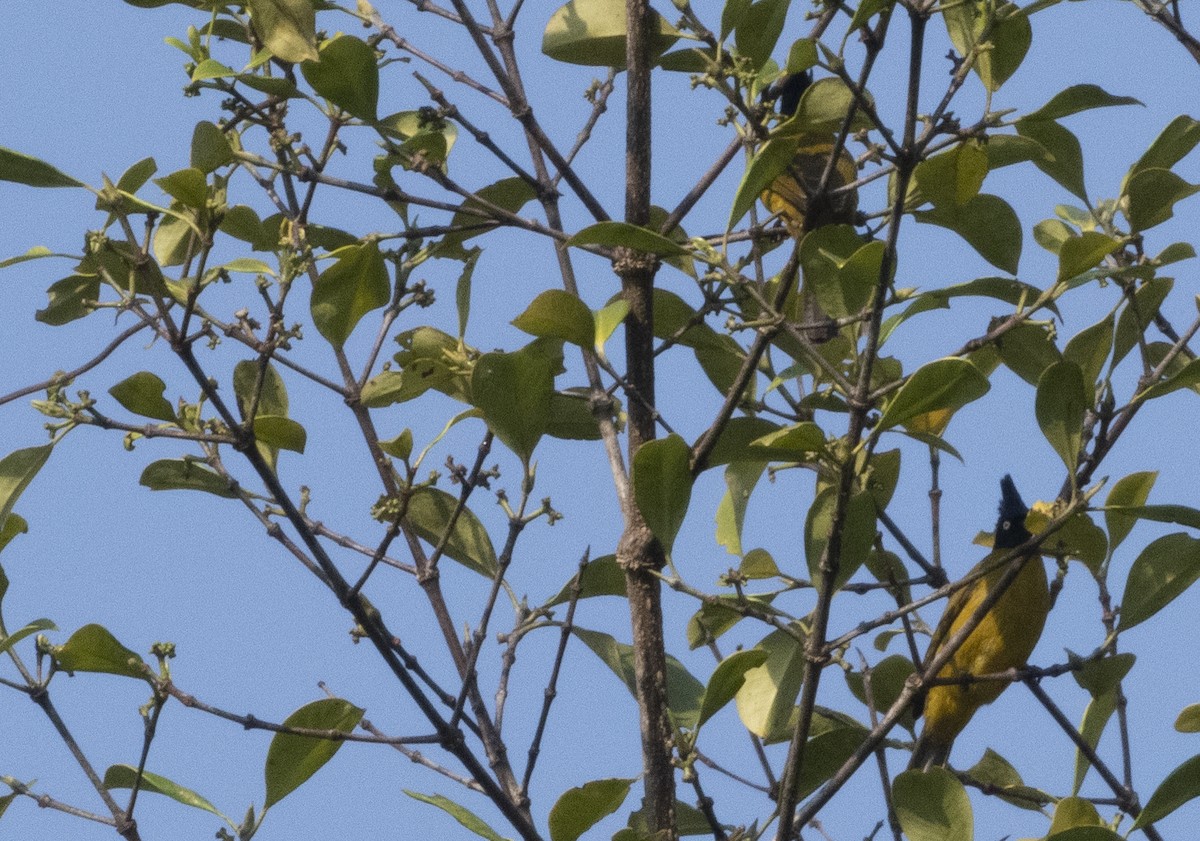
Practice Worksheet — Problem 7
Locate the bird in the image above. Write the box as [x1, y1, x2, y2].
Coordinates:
[908, 475, 1049, 771]
[759, 71, 859, 236]
[759, 71, 859, 343]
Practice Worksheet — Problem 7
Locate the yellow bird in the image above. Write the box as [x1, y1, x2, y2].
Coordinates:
[909, 475, 1049, 771]
[759, 72, 859, 343]
[760, 71, 859, 235]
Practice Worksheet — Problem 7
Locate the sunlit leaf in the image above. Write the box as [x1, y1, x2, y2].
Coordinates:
[632, 434, 693, 552]
[1119, 533, 1200, 630]
[108, 372, 176, 422]
[548, 777, 634, 841]
[893, 767, 973, 841]
[54, 624, 148, 679]
[105, 765, 223, 817]
[264, 698, 364, 808]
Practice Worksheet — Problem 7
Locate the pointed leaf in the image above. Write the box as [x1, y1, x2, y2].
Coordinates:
[877, 358, 990, 431]
[190, 121, 233, 173]
[405, 487, 498, 577]
[109, 372, 176, 422]
[632, 434, 693, 552]
[914, 193, 1021, 273]
[549, 778, 634, 841]
[1119, 533, 1200, 630]
[404, 791, 509, 841]
[253, 415, 307, 454]
[471, 346, 554, 463]
[105, 765, 223, 817]
[512, 289, 596, 347]
[1035, 361, 1088, 474]
[892, 767, 973, 841]
[264, 698, 364, 808]
[54, 624, 147, 679]
[1132, 753, 1200, 829]
[0, 146, 85, 188]
[1017, 118, 1087, 201]
[248, 0, 319, 63]
[1125, 168, 1200, 232]
[1104, 471, 1157, 554]
[301, 35, 379, 120]
[542, 0, 679, 68]
[545, 554, 625, 607]
[735, 625, 806, 739]
[311, 242, 389, 347]
[140, 460, 236, 498]
[0, 445, 53, 532]
[697, 648, 769, 729]
[1058, 231, 1120, 282]
[572, 627, 704, 728]
[0, 618, 57, 657]
[1024, 84, 1141, 121]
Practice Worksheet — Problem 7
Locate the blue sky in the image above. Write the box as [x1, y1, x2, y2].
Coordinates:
[2, 1, 1199, 839]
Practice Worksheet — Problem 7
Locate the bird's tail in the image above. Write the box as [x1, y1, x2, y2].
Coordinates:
[907, 733, 952, 772]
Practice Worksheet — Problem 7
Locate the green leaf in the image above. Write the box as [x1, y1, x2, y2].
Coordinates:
[1124, 115, 1200, 192]
[115, 157, 158, 195]
[729, 133, 801, 231]
[0, 513, 29, 555]
[805, 487, 876, 590]
[1057, 231, 1120, 282]
[139, 459, 237, 498]
[697, 648, 769, 729]
[264, 698, 364, 808]
[0, 618, 57, 658]
[733, 0, 791, 70]
[1119, 533, 1200, 630]
[301, 35, 379, 120]
[1114, 277, 1172, 366]
[546, 389, 610, 441]
[1104, 504, 1200, 530]
[253, 415, 307, 454]
[54, 624, 147, 679]
[1063, 313, 1114, 396]
[966, 749, 1053, 811]
[471, 346, 554, 464]
[1048, 796, 1103, 833]
[714, 460, 766, 556]
[1176, 704, 1200, 733]
[153, 167, 208, 208]
[311, 241, 390, 347]
[914, 193, 1022, 273]
[104, 765, 223, 817]
[800, 233, 884, 320]
[892, 767, 973, 841]
[699, 417, 780, 469]
[1045, 829, 1123, 841]
[1035, 361, 1088, 475]
[435, 177, 537, 259]
[542, 0, 679, 68]
[404, 791, 509, 841]
[248, 0, 319, 63]
[1042, 512, 1108, 572]
[979, 3, 1031, 91]
[548, 778, 634, 841]
[793, 727, 867, 800]
[844, 655, 915, 725]
[190, 121, 234, 173]
[748, 421, 826, 461]
[572, 627, 704, 729]
[995, 321, 1062, 386]
[1132, 753, 1200, 829]
[735, 625, 806, 739]
[594, 299, 629, 353]
[1016, 118, 1087, 201]
[1024, 83, 1141, 121]
[1104, 471, 1157, 554]
[0, 245, 57, 269]
[405, 487, 498, 577]
[1071, 652, 1135, 698]
[0, 445, 53, 533]
[567, 221, 687, 257]
[544, 554, 625, 607]
[0, 146, 85, 188]
[911, 140, 988, 208]
[512, 289, 596, 347]
[379, 429, 413, 461]
[877, 358, 990, 431]
[1139, 355, 1200, 401]
[1125, 168, 1200, 232]
[632, 434, 694, 552]
[108, 372, 176, 422]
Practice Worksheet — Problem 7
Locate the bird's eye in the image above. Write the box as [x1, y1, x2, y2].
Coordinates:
[1001, 521, 1011, 531]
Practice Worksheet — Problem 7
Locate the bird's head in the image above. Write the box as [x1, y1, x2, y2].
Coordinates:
[994, 474, 1032, 549]
[766, 71, 813, 118]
